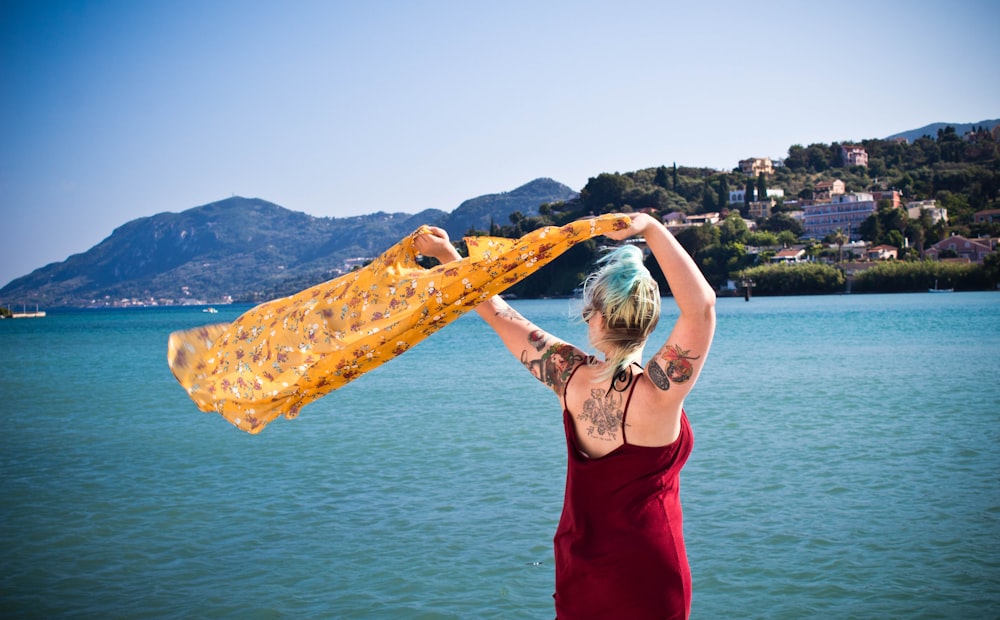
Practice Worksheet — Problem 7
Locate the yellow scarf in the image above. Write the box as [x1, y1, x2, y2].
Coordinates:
[168, 214, 629, 433]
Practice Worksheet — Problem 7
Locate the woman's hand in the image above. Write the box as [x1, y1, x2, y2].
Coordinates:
[603, 212, 657, 241]
[414, 226, 462, 263]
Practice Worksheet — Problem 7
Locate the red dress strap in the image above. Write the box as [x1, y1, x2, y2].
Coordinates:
[561, 357, 592, 401]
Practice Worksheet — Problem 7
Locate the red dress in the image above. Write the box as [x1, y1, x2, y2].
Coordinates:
[554, 373, 694, 619]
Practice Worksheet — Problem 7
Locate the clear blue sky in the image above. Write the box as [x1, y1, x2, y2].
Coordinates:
[2, 0, 998, 287]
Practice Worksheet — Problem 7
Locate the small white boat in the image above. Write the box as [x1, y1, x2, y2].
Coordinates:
[203, 307, 219, 313]
[928, 280, 953, 293]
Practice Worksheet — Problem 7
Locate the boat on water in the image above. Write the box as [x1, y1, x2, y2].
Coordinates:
[929, 280, 954, 293]
[203, 307, 219, 313]
[3, 304, 46, 319]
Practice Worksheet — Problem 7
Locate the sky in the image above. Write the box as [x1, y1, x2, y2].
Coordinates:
[2, 0, 998, 287]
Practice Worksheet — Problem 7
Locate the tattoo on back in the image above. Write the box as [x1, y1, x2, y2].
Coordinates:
[580, 389, 623, 441]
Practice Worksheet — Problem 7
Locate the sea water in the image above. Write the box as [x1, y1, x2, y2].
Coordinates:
[1, 293, 998, 619]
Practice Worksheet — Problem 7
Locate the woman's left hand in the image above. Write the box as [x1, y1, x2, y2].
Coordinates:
[414, 227, 461, 263]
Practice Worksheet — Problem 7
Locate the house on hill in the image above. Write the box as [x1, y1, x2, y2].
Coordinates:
[907, 200, 948, 225]
[663, 211, 686, 229]
[925, 235, 995, 263]
[771, 247, 806, 263]
[872, 189, 902, 208]
[685, 212, 721, 226]
[739, 157, 774, 176]
[974, 208, 1000, 224]
[814, 179, 846, 201]
[867, 244, 899, 261]
[841, 145, 868, 167]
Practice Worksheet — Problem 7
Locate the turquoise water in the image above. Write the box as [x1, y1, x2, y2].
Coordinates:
[1, 293, 998, 618]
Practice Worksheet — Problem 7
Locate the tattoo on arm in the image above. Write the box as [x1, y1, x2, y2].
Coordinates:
[521, 339, 585, 393]
[579, 389, 623, 441]
[495, 304, 526, 323]
[648, 361, 671, 390]
[649, 344, 701, 392]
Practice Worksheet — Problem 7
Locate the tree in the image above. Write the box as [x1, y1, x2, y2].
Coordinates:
[806, 143, 832, 171]
[785, 144, 807, 171]
[717, 176, 730, 212]
[747, 230, 778, 247]
[735, 263, 846, 295]
[654, 166, 670, 189]
[984, 251, 1000, 287]
[763, 212, 804, 237]
[825, 229, 849, 262]
[859, 212, 884, 243]
[886, 229, 905, 250]
[777, 230, 799, 246]
[718, 212, 749, 245]
[756, 173, 768, 202]
[580, 173, 633, 213]
[675, 224, 719, 258]
[702, 179, 717, 212]
[906, 216, 927, 258]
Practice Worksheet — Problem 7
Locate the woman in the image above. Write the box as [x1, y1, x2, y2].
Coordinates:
[415, 213, 716, 619]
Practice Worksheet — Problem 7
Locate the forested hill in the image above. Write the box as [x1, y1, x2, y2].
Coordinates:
[0, 178, 577, 307]
[459, 124, 1000, 297]
[885, 119, 999, 144]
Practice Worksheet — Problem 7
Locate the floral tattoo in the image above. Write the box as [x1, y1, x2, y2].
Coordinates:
[579, 388, 623, 441]
[649, 344, 700, 391]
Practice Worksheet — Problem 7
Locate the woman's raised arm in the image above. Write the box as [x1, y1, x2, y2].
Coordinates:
[414, 227, 587, 396]
[605, 214, 716, 400]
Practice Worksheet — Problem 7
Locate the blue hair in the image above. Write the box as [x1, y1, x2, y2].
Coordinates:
[581, 244, 661, 380]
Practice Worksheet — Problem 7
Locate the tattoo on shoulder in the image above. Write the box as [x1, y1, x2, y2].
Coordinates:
[649, 344, 701, 392]
[579, 389, 623, 441]
[522, 340, 585, 392]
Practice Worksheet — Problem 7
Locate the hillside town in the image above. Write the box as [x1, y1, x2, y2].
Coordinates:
[661, 137, 1000, 269]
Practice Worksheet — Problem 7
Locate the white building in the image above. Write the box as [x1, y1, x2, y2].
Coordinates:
[906, 200, 948, 225]
[729, 188, 785, 204]
[801, 192, 877, 239]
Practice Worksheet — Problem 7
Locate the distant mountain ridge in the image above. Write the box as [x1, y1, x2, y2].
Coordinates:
[6, 117, 998, 308]
[0, 178, 577, 307]
[885, 119, 999, 143]
[442, 177, 577, 236]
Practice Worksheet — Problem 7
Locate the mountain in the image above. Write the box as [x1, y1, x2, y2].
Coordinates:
[0, 178, 577, 308]
[885, 119, 999, 143]
[442, 177, 578, 236]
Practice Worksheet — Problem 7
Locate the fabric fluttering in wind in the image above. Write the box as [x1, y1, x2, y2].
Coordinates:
[167, 214, 630, 433]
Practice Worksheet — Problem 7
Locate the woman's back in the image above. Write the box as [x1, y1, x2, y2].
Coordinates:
[555, 363, 694, 619]
[562, 362, 684, 460]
